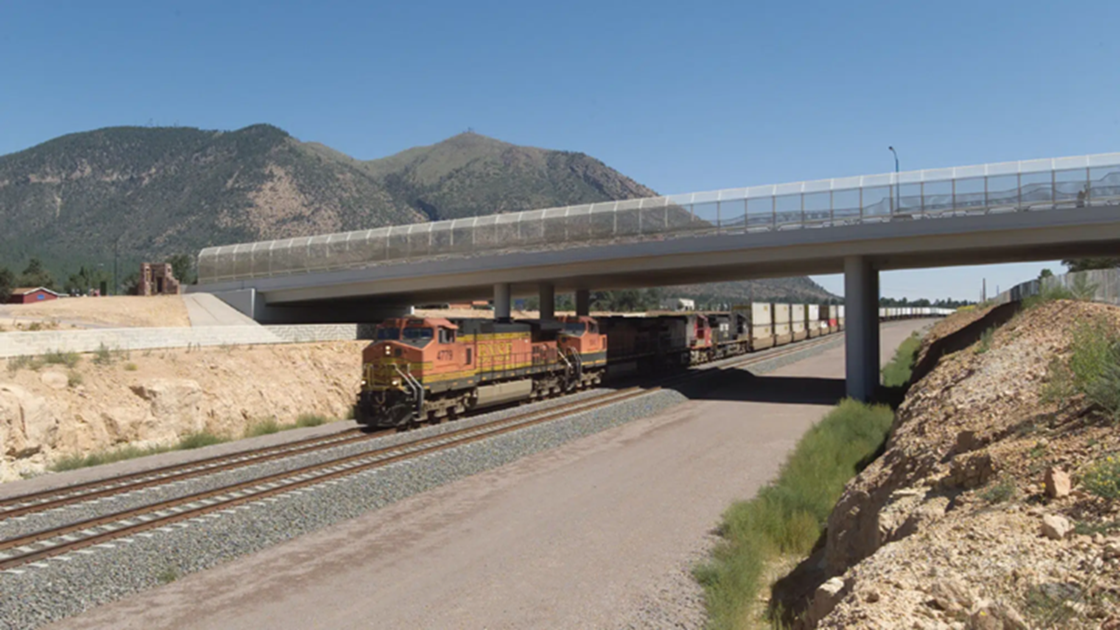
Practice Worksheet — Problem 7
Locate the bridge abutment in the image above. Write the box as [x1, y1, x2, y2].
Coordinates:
[844, 256, 880, 401]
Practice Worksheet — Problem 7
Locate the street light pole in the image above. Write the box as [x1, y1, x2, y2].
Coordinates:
[888, 146, 900, 213]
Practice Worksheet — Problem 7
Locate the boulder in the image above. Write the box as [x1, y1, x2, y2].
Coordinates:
[1044, 467, 1071, 499]
[130, 379, 204, 442]
[40, 371, 68, 390]
[0, 384, 57, 459]
[805, 577, 848, 628]
[968, 599, 1027, 630]
[928, 575, 975, 616]
[946, 452, 997, 489]
[1041, 514, 1072, 540]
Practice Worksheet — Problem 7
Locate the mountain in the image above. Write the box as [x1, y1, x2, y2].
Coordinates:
[0, 124, 837, 301]
[355, 132, 656, 220]
[666, 277, 837, 305]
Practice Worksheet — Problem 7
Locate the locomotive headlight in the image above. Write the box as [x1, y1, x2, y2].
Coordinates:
[391, 378, 401, 386]
[384, 346, 391, 355]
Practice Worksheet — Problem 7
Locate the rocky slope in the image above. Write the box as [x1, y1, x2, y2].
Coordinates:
[0, 341, 364, 481]
[803, 301, 1120, 629]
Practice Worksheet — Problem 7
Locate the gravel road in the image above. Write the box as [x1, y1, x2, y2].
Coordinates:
[31, 322, 928, 630]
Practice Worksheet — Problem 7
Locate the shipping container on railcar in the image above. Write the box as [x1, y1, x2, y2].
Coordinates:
[774, 303, 793, 346]
[807, 304, 821, 338]
[792, 304, 808, 342]
[746, 302, 775, 350]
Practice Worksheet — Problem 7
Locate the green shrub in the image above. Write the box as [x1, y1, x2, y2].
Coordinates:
[7, 355, 45, 373]
[93, 343, 114, 365]
[124, 362, 138, 371]
[244, 418, 283, 437]
[980, 477, 1016, 504]
[51, 444, 166, 471]
[50, 431, 228, 471]
[881, 332, 922, 388]
[1042, 317, 1120, 421]
[67, 370, 83, 388]
[157, 566, 180, 584]
[696, 400, 895, 629]
[1081, 455, 1120, 500]
[44, 350, 81, 368]
[974, 327, 994, 355]
[176, 431, 226, 450]
[295, 413, 329, 428]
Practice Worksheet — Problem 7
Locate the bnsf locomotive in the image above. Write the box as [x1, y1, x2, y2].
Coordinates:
[356, 315, 606, 428]
[357, 302, 877, 429]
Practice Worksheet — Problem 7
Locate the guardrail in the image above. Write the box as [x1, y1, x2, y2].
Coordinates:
[198, 153, 1120, 284]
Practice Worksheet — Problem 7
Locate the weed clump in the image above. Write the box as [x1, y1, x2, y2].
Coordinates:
[44, 350, 81, 368]
[1042, 317, 1120, 423]
[244, 418, 283, 437]
[93, 343, 114, 365]
[1081, 455, 1120, 500]
[177, 431, 225, 450]
[695, 399, 895, 629]
[980, 477, 1016, 504]
[296, 413, 329, 428]
[881, 332, 922, 388]
[974, 327, 994, 355]
[7, 355, 44, 373]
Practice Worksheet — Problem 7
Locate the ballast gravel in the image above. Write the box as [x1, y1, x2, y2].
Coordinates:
[0, 336, 843, 629]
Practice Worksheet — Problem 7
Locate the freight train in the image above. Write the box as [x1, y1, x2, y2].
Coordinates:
[355, 303, 948, 429]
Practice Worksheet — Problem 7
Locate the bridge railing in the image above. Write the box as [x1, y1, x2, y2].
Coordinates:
[198, 153, 1120, 284]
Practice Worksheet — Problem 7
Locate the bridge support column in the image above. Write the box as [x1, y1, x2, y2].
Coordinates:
[539, 283, 555, 320]
[494, 283, 512, 321]
[844, 256, 880, 401]
[575, 289, 591, 317]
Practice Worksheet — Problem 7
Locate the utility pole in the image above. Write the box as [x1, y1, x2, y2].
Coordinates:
[888, 146, 900, 213]
[113, 240, 119, 296]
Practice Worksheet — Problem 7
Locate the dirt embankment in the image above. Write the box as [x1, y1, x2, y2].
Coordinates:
[801, 301, 1120, 629]
[0, 295, 190, 329]
[0, 341, 364, 481]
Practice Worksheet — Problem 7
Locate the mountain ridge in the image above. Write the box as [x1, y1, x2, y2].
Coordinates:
[0, 124, 836, 301]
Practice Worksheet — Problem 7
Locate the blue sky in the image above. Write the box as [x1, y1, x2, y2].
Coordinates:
[2, 1, 1117, 300]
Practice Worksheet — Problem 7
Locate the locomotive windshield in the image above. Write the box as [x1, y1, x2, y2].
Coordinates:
[402, 327, 434, 341]
[376, 327, 400, 340]
[562, 322, 586, 336]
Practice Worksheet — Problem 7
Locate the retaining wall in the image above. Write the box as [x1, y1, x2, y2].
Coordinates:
[0, 324, 376, 359]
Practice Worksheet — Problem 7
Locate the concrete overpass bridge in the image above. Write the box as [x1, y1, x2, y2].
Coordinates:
[193, 152, 1120, 399]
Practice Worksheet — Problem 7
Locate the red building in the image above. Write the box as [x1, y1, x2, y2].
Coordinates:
[7, 287, 61, 304]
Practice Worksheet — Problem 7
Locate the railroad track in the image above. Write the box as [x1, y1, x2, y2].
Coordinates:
[1, 332, 841, 523]
[0, 332, 842, 570]
[0, 428, 386, 519]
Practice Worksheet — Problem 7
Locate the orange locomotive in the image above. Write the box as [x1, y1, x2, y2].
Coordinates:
[356, 315, 607, 428]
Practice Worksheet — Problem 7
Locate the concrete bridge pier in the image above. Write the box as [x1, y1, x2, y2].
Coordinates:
[540, 283, 555, 320]
[494, 283, 512, 321]
[844, 256, 880, 401]
[575, 289, 590, 317]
